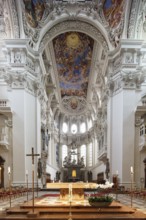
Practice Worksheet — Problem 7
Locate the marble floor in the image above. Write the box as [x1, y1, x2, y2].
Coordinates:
[116, 194, 146, 214]
[0, 191, 146, 214]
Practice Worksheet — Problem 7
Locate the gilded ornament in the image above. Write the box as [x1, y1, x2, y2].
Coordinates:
[66, 33, 81, 49]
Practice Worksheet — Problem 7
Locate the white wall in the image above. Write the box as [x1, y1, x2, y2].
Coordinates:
[8, 89, 40, 185]
[111, 91, 123, 181]
[134, 86, 146, 187]
[9, 89, 25, 184]
[36, 99, 41, 155]
[0, 84, 8, 99]
[46, 164, 57, 181]
[24, 92, 38, 183]
[110, 88, 144, 187]
[122, 90, 135, 183]
[91, 163, 105, 180]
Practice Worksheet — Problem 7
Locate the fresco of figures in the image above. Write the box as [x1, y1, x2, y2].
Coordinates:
[53, 32, 94, 98]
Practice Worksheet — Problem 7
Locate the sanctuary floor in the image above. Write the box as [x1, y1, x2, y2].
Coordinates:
[0, 191, 146, 219]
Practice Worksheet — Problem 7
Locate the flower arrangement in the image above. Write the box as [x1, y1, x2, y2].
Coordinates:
[88, 195, 113, 203]
[88, 195, 113, 207]
[88, 181, 114, 207]
[96, 181, 114, 189]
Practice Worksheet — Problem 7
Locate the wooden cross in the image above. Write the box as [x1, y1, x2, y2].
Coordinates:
[26, 147, 40, 213]
[26, 147, 40, 164]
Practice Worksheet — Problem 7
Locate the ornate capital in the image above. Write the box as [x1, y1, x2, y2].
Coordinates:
[108, 68, 145, 95]
[3, 70, 45, 97]
[121, 70, 145, 89]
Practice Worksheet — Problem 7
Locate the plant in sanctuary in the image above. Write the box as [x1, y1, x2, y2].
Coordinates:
[88, 181, 114, 206]
[88, 195, 113, 203]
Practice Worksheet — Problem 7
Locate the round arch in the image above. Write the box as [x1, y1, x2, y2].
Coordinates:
[34, 18, 113, 52]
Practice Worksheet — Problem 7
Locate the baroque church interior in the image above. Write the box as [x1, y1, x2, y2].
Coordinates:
[0, 0, 146, 199]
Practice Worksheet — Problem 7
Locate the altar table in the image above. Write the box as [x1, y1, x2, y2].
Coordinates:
[46, 182, 97, 200]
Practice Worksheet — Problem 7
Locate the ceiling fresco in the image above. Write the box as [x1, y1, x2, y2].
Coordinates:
[103, 0, 125, 28]
[53, 32, 94, 99]
[23, 0, 47, 28]
[22, 0, 126, 114]
[23, 0, 125, 31]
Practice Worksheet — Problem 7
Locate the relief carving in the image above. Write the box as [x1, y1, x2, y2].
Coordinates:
[128, 0, 139, 39]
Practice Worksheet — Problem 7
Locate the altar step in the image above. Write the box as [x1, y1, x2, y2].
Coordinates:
[6, 206, 135, 215]
[0, 202, 146, 220]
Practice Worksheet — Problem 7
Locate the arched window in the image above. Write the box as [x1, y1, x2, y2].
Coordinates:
[62, 145, 67, 166]
[88, 119, 92, 129]
[71, 124, 77, 134]
[80, 145, 86, 166]
[80, 122, 86, 133]
[62, 122, 68, 133]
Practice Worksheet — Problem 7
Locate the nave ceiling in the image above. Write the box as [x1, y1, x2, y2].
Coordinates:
[21, 0, 127, 117]
[1, 0, 143, 123]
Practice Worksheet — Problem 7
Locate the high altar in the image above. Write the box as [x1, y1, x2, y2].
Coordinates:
[62, 150, 86, 182]
[46, 182, 97, 200]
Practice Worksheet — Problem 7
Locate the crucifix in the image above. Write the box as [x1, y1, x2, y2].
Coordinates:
[26, 147, 39, 213]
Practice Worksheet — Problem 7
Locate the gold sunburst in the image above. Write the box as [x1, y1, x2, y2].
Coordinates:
[66, 33, 80, 49]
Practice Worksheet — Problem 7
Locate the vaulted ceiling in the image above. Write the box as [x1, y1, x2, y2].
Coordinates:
[22, 0, 127, 117]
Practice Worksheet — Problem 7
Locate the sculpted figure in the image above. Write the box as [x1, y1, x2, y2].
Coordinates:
[37, 158, 42, 179]
[105, 158, 110, 179]
[63, 156, 68, 166]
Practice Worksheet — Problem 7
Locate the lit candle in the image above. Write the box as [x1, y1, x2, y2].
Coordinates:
[130, 166, 133, 174]
[8, 166, 11, 174]
[26, 170, 28, 175]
